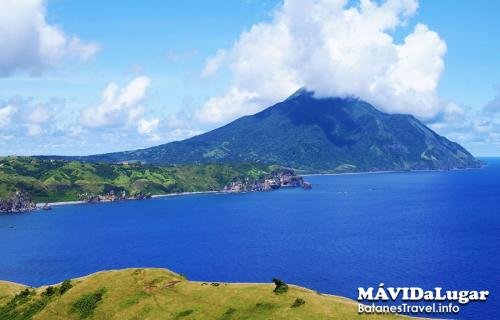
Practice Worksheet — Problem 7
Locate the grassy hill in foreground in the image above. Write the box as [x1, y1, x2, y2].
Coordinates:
[0, 268, 411, 320]
[0, 156, 273, 203]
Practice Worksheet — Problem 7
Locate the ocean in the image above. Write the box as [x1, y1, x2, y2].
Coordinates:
[1, 158, 499, 319]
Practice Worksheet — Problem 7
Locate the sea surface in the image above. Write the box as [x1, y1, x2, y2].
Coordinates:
[1, 158, 499, 319]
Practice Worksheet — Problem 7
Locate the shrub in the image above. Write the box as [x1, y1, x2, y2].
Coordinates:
[59, 280, 72, 295]
[71, 288, 106, 319]
[175, 309, 194, 319]
[272, 278, 288, 294]
[43, 286, 55, 297]
[18, 299, 48, 319]
[291, 298, 305, 308]
[17, 288, 32, 299]
[0, 289, 51, 320]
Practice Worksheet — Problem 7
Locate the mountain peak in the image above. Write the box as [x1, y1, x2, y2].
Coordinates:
[285, 87, 315, 101]
[56, 90, 480, 173]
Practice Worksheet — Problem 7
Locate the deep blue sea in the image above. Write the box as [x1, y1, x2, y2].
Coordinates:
[1, 159, 499, 319]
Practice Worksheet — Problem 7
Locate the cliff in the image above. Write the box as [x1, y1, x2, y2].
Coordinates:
[0, 191, 36, 213]
[223, 168, 310, 192]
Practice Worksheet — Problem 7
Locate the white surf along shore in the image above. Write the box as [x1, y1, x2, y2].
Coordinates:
[35, 191, 223, 208]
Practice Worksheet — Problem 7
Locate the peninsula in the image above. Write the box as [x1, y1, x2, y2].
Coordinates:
[0, 156, 309, 213]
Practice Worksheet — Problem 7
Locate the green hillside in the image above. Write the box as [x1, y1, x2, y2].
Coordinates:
[0, 156, 272, 203]
[0, 268, 414, 320]
[56, 90, 480, 172]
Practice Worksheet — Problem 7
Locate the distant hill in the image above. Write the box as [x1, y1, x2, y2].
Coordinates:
[0, 268, 411, 320]
[44, 90, 480, 173]
[0, 157, 273, 203]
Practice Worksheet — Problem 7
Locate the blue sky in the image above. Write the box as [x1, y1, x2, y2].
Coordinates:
[0, 0, 499, 156]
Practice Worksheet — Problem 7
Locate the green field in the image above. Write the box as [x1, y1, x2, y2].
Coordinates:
[0, 268, 417, 320]
[0, 156, 273, 203]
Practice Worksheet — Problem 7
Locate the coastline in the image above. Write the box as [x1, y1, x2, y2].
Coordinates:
[302, 166, 484, 177]
[35, 200, 86, 208]
[151, 190, 221, 198]
[34, 190, 226, 209]
[31, 167, 484, 209]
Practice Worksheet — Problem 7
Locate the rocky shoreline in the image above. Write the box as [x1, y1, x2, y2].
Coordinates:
[0, 191, 37, 213]
[223, 168, 312, 192]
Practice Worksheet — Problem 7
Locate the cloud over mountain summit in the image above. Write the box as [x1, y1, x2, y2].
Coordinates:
[197, 0, 446, 124]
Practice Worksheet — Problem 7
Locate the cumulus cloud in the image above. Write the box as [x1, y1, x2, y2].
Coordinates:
[0, 97, 63, 137]
[0, 105, 17, 127]
[195, 87, 260, 123]
[428, 94, 500, 152]
[197, 0, 447, 124]
[201, 49, 227, 78]
[137, 118, 161, 141]
[137, 118, 159, 135]
[0, 0, 100, 76]
[67, 37, 100, 62]
[80, 77, 151, 128]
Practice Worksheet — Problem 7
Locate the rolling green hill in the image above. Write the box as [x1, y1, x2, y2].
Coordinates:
[0, 268, 414, 320]
[0, 156, 273, 203]
[53, 90, 480, 172]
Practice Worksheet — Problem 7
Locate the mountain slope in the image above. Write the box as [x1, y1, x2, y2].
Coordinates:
[59, 90, 480, 172]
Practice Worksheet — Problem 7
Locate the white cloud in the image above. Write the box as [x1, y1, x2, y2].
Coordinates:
[428, 94, 500, 153]
[27, 104, 52, 124]
[26, 124, 43, 136]
[201, 49, 227, 78]
[138, 118, 159, 135]
[195, 87, 259, 123]
[442, 102, 465, 123]
[0, 105, 17, 127]
[160, 113, 204, 140]
[197, 0, 447, 124]
[68, 37, 101, 62]
[0, 0, 100, 76]
[80, 76, 151, 128]
[0, 97, 64, 137]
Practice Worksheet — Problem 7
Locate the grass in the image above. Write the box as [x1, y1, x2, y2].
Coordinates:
[0, 280, 25, 305]
[0, 268, 419, 320]
[71, 288, 106, 319]
[0, 156, 273, 203]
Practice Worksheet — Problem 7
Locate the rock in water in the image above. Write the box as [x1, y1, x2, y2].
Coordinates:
[302, 182, 312, 190]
